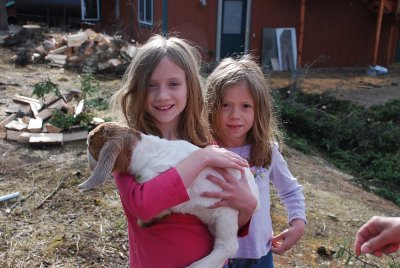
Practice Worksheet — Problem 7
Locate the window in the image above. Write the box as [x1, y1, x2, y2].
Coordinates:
[223, 1, 243, 34]
[81, 0, 100, 21]
[138, 0, 153, 26]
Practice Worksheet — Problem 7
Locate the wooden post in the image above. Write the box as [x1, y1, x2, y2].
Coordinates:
[373, 0, 385, 66]
[386, 23, 396, 66]
[298, 0, 306, 68]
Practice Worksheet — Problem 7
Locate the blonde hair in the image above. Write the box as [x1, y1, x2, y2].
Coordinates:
[206, 55, 282, 167]
[111, 34, 212, 147]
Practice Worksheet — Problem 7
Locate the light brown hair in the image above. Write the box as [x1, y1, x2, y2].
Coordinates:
[206, 55, 282, 167]
[111, 34, 212, 147]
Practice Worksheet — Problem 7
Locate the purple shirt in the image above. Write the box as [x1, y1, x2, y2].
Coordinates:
[227, 143, 306, 259]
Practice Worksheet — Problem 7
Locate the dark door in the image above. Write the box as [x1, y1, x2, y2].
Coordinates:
[220, 0, 247, 58]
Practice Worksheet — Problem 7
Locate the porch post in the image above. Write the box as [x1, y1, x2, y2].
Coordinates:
[373, 0, 385, 66]
[298, 0, 306, 68]
[162, 0, 168, 36]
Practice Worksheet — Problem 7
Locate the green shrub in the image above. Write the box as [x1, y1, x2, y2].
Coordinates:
[274, 89, 400, 205]
[49, 109, 94, 131]
[80, 70, 99, 100]
[32, 78, 61, 100]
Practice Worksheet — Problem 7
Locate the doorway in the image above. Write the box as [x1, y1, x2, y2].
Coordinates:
[218, 0, 249, 59]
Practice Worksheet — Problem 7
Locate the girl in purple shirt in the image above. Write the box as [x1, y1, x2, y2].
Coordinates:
[204, 56, 306, 268]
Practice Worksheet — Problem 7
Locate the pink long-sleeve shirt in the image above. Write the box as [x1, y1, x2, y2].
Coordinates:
[114, 168, 214, 268]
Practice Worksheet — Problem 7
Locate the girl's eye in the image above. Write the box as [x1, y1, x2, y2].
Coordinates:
[148, 84, 157, 89]
[243, 104, 252, 109]
[170, 81, 180, 87]
[222, 103, 230, 108]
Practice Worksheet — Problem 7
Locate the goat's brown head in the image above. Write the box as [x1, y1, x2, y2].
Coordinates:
[78, 122, 141, 190]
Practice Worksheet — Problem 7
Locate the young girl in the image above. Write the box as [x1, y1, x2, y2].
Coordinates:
[204, 56, 306, 267]
[110, 35, 257, 268]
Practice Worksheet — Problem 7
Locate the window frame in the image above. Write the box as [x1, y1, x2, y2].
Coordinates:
[138, 0, 153, 26]
[81, 0, 101, 21]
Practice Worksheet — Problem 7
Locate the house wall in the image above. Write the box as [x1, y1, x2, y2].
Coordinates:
[250, 0, 396, 67]
[167, 0, 217, 62]
[249, 0, 300, 61]
[114, 0, 398, 67]
[301, 0, 376, 67]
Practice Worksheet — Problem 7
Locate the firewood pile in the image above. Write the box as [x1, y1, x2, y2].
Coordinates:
[0, 90, 103, 145]
[2, 25, 136, 75]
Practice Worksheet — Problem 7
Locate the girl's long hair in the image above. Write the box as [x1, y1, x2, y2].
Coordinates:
[111, 34, 212, 147]
[206, 55, 282, 167]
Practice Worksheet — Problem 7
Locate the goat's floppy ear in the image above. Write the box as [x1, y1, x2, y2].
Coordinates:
[78, 140, 120, 190]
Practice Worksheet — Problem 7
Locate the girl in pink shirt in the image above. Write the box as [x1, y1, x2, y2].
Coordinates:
[110, 35, 258, 268]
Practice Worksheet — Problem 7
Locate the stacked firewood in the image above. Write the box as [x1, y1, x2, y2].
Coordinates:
[4, 25, 136, 74]
[0, 90, 102, 145]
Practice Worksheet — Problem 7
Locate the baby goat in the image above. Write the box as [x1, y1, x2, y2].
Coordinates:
[78, 122, 259, 268]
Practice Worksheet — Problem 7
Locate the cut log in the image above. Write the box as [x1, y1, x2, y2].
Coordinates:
[12, 95, 42, 116]
[0, 114, 17, 131]
[6, 130, 23, 141]
[63, 131, 88, 142]
[13, 95, 42, 105]
[5, 120, 28, 131]
[74, 100, 84, 117]
[29, 133, 63, 144]
[27, 118, 43, 133]
[21, 116, 31, 124]
[17, 131, 58, 143]
[36, 99, 66, 121]
[49, 45, 67, 54]
[46, 54, 67, 65]
[67, 33, 88, 47]
[64, 89, 82, 102]
[5, 103, 31, 115]
[85, 28, 98, 40]
[46, 123, 63, 133]
[91, 117, 105, 125]
[30, 102, 41, 117]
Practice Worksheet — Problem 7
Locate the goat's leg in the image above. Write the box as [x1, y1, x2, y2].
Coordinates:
[187, 209, 239, 268]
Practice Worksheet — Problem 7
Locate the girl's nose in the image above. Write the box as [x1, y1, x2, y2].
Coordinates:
[229, 107, 240, 119]
[155, 86, 170, 101]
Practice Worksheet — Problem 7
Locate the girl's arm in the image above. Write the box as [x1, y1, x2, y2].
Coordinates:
[114, 168, 189, 221]
[270, 143, 306, 254]
[270, 143, 306, 224]
[115, 145, 249, 221]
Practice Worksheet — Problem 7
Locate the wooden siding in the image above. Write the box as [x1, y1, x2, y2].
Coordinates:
[250, 0, 397, 67]
[167, 0, 218, 62]
[112, 0, 399, 67]
[250, 0, 300, 59]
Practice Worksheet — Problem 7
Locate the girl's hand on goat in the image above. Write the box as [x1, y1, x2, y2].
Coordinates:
[200, 145, 249, 170]
[202, 168, 258, 228]
[270, 219, 306, 255]
[176, 145, 248, 189]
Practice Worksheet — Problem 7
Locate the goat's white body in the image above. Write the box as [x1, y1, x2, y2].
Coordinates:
[126, 134, 259, 268]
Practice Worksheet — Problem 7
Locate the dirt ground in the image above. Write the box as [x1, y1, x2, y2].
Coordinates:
[1, 43, 400, 268]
